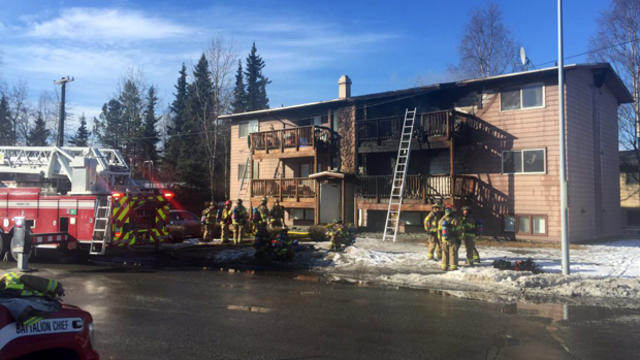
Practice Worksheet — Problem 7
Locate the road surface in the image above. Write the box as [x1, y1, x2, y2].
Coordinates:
[6, 258, 640, 360]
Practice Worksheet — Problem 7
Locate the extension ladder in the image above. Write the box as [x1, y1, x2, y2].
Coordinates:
[89, 196, 112, 255]
[382, 108, 417, 242]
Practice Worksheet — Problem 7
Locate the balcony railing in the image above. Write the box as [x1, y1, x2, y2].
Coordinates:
[356, 174, 477, 201]
[251, 177, 316, 200]
[356, 110, 470, 143]
[249, 125, 334, 155]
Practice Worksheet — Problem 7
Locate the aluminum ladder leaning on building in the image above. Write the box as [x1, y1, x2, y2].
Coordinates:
[382, 108, 417, 242]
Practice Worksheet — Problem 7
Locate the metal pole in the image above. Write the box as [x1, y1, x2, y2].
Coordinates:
[58, 81, 66, 147]
[54, 76, 74, 147]
[558, 0, 570, 275]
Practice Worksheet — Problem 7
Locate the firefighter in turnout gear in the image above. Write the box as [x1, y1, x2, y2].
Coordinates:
[424, 204, 443, 261]
[459, 206, 481, 265]
[218, 200, 233, 243]
[201, 202, 217, 242]
[232, 199, 248, 245]
[438, 206, 461, 271]
[269, 199, 285, 229]
[257, 197, 269, 225]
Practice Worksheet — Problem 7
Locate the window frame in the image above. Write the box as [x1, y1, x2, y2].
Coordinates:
[514, 214, 548, 236]
[501, 148, 547, 175]
[500, 83, 545, 111]
[238, 120, 259, 138]
[237, 163, 259, 180]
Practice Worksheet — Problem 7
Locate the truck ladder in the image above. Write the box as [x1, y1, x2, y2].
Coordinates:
[382, 108, 417, 242]
[89, 196, 112, 255]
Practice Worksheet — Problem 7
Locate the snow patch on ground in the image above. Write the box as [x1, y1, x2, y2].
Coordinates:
[315, 237, 640, 307]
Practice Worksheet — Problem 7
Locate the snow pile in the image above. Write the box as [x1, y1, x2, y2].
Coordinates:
[319, 237, 640, 306]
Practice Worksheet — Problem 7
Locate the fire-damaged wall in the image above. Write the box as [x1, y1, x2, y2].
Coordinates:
[336, 105, 357, 174]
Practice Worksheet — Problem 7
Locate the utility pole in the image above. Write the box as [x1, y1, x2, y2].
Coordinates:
[54, 76, 74, 147]
[558, 0, 570, 275]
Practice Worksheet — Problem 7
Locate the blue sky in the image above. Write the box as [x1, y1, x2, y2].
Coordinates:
[0, 0, 611, 125]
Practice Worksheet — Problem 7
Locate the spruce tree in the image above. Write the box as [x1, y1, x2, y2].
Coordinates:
[244, 42, 270, 111]
[0, 95, 13, 145]
[95, 99, 124, 150]
[26, 112, 50, 146]
[231, 60, 246, 113]
[164, 64, 188, 171]
[178, 54, 212, 192]
[69, 114, 90, 146]
[118, 80, 144, 162]
[141, 86, 160, 162]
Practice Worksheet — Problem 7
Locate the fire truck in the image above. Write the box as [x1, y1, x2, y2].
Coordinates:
[0, 146, 173, 258]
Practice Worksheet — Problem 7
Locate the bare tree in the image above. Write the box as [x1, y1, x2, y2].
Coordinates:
[451, 2, 519, 78]
[590, 0, 640, 154]
[205, 36, 236, 201]
[8, 82, 30, 145]
[37, 91, 59, 142]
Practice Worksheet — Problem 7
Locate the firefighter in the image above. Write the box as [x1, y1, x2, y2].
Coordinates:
[459, 206, 481, 265]
[327, 222, 354, 251]
[218, 200, 233, 243]
[232, 199, 248, 245]
[423, 204, 443, 261]
[438, 206, 460, 271]
[201, 202, 217, 242]
[269, 199, 285, 229]
[257, 197, 269, 225]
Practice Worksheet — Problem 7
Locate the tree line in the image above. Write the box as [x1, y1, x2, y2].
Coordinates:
[0, 83, 90, 147]
[93, 40, 269, 203]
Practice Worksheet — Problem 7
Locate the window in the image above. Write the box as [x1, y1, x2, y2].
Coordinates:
[291, 208, 314, 221]
[237, 163, 259, 180]
[502, 149, 546, 174]
[238, 120, 258, 137]
[504, 216, 515, 232]
[517, 215, 531, 233]
[515, 214, 547, 235]
[501, 84, 544, 110]
[626, 172, 640, 184]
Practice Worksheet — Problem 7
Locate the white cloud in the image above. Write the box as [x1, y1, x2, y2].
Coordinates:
[27, 7, 192, 42]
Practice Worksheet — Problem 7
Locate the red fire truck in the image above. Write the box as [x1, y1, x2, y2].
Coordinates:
[0, 146, 173, 258]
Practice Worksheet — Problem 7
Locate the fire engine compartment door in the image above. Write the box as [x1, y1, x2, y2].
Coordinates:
[59, 217, 69, 233]
[131, 202, 156, 229]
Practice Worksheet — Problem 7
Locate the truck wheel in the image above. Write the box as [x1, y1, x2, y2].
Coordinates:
[0, 233, 7, 260]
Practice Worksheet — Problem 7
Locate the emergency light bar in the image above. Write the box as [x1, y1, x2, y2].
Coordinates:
[162, 190, 175, 199]
[111, 191, 124, 200]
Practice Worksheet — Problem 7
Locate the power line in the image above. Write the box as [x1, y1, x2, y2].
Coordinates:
[533, 37, 640, 68]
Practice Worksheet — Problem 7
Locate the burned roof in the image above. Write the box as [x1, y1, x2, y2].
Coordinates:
[219, 63, 632, 121]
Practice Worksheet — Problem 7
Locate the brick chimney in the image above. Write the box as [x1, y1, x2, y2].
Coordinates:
[338, 75, 351, 99]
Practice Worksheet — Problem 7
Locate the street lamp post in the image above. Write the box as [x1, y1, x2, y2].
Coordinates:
[558, 0, 570, 275]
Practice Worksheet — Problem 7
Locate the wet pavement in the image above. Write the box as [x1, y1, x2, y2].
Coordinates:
[4, 256, 640, 360]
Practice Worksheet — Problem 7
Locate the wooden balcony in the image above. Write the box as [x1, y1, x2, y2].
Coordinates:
[251, 177, 316, 208]
[249, 125, 335, 160]
[356, 110, 471, 153]
[356, 174, 477, 211]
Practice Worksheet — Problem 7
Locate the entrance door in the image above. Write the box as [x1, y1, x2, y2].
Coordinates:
[319, 183, 341, 224]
